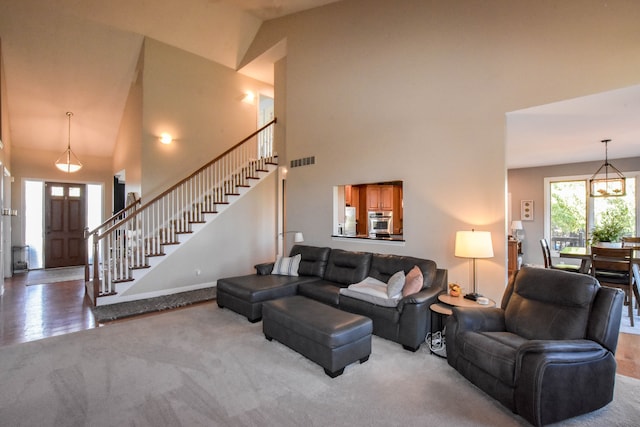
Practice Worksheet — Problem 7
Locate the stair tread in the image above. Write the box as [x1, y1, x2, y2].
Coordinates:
[97, 150, 277, 297]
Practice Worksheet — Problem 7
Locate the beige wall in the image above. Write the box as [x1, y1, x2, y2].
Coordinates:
[139, 38, 274, 199]
[508, 157, 640, 267]
[245, 0, 640, 301]
[112, 47, 144, 198]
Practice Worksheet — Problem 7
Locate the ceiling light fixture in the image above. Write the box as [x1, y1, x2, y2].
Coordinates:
[589, 139, 625, 197]
[55, 112, 82, 173]
[160, 133, 173, 144]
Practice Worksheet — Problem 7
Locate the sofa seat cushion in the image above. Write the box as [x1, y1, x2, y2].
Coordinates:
[458, 331, 528, 386]
[298, 280, 342, 306]
[217, 274, 317, 302]
[339, 294, 400, 323]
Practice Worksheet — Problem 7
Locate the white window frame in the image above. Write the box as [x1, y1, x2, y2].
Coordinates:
[544, 172, 639, 256]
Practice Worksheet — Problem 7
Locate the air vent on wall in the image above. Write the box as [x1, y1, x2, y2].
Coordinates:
[290, 156, 315, 168]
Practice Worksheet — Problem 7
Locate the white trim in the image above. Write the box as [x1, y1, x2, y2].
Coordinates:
[544, 171, 639, 255]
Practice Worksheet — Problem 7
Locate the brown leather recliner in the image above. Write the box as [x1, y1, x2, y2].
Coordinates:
[446, 267, 624, 426]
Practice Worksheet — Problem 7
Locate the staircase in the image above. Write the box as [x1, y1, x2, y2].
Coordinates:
[85, 119, 277, 306]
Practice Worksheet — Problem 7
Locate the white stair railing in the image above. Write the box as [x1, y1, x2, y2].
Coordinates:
[86, 119, 276, 300]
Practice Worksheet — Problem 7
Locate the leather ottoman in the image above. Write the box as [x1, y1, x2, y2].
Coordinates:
[262, 296, 373, 378]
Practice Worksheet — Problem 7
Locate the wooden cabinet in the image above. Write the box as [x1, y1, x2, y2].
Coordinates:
[345, 185, 353, 207]
[508, 240, 522, 276]
[392, 185, 403, 234]
[366, 185, 394, 211]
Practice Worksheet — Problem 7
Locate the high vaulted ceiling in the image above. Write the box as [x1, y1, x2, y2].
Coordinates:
[1, 0, 638, 168]
[0, 0, 341, 160]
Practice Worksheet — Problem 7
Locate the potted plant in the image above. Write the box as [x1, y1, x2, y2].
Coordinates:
[590, 209, 625, 247]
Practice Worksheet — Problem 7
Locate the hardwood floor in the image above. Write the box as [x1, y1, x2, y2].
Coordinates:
[1, 270, 639, 380]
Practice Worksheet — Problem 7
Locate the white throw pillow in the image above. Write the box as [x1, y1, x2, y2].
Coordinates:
[338, 276, 402, 308]
[271, 254, 302, 276]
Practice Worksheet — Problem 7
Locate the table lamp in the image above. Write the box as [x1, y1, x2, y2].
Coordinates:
[510, 220, 523, 240]
[279, 231, 304, 254]
[455, 229, 494, 300]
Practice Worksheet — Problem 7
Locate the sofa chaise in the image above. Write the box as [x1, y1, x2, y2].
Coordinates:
[217, 244, 447, 351]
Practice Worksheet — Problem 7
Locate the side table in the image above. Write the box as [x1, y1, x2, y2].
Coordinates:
[428, 294, 497, 357]
[430, 294, 496, 332]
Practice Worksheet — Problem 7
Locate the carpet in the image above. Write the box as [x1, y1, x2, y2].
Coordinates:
[24, 266, 85, 286]
[91, 288, 216, 322]
[1, 305, 638, 426]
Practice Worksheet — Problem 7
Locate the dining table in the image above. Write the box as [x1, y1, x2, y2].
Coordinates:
[559, 246, 640, 274]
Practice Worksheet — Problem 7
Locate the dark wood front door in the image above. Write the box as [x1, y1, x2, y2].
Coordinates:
[45, 182, 86, 268]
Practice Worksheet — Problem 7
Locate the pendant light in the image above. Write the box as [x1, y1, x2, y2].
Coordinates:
[55, 111, 83, 173]
[589, 139, 625, 197]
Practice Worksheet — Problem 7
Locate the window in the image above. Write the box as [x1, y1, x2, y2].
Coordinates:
[545, 174, 637, 254]
[69, 186, 81, 197]
[50, 186, 64, 197]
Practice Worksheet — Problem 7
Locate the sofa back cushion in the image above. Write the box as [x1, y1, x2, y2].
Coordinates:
[323, 249, 372, 286]
[502, 267, 599, 340]
[289, 245, 331, 278]
[369, 254, 437, 291]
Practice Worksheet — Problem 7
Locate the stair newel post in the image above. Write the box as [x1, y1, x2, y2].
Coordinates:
[92, 234, 100, 300]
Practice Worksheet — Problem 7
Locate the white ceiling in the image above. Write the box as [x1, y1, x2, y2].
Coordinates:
[1, 0, 638, 167]
[0, 0, 340, 159]
[507, 84, 640, 169]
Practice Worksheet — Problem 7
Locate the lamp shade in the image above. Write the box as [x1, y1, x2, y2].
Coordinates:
[455, 230, 494, 259]
[294, 232, 304, 243]
[510, 220, 523, 231]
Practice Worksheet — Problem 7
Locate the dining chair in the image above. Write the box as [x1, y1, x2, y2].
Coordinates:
[590, 246, 635, 326]
[539, 238, 581, 273]
[622, 236, 640, 247]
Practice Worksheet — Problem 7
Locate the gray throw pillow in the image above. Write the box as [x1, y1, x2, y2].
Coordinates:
[387, 270, 406, 298]
[271, 254, 301, 276]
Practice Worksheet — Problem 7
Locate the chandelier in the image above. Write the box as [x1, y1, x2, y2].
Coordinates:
[589, 139, 625, 197]
[55, 111, 83, 173]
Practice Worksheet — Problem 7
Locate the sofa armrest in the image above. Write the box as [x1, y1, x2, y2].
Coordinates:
[255, 262, 275, 275]
[398, 285, 441, 307]
[397, 267, 447, 308]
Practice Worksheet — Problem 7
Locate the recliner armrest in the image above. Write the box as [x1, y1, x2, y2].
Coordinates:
[451, 307, 505, 333]
[518, 339, 607, 355]
[255, 262, 275, 275]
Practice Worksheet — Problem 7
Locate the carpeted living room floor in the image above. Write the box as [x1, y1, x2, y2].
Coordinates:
[1, 304, 638, 426]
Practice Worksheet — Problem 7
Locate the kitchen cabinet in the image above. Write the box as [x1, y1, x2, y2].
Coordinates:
[366, 185, 393, 211]
[392, 185, 403, 234]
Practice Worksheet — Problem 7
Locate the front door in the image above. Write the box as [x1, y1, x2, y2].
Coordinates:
[45, 182, 86, 268]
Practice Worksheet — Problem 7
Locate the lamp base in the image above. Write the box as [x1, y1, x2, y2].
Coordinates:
[464, 292, 483, 301]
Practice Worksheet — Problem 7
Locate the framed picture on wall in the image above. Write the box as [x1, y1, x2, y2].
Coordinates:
[521, 200, 533, 221]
